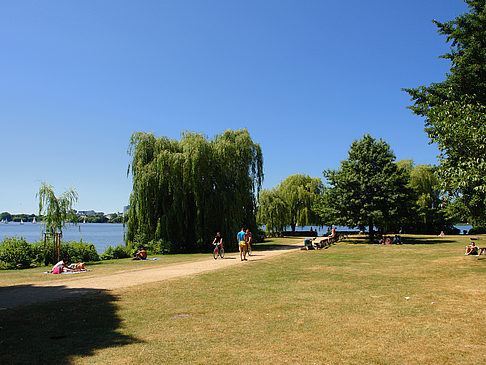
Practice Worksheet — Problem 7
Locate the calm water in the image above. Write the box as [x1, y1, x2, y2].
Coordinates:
[0, 222, 125, 254]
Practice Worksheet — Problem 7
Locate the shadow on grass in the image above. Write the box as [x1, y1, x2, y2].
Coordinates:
[253, 243, 300, 251]
[0, 286, 139, 364]
[401, 237, 455, 245]
[343, 236, 455, 245]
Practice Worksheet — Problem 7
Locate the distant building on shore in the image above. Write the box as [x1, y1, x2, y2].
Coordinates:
[123, 205, 130, 215]
[75, 210, 104, 217]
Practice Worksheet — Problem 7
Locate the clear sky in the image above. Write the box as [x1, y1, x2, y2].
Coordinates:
[0, 0, 468, 214]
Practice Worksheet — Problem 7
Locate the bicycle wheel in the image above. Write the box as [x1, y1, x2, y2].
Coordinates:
[213, 247, 218, 259]
[220, 247, 224, 258]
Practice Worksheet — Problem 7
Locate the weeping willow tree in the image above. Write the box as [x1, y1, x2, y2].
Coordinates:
[37, 182, 79, 235]
[126, 129, 263, 252]
[257, 174, 323, 233]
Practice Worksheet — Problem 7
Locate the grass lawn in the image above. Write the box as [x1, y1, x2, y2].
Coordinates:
[0, 237, 299, 287]
[1, 235, 485, 364]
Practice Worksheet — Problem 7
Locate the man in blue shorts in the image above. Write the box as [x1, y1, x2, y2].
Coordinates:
[237, 227, 247, 261]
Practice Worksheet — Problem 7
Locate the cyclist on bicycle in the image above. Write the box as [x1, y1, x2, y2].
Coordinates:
[212, 232, 223, 255]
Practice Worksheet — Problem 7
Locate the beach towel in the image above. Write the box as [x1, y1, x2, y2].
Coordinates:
[43, 269, 92, 274]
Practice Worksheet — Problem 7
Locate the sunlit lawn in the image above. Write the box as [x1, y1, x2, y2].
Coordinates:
[0, 238, 299, 287]
[1, 235, 485, 364]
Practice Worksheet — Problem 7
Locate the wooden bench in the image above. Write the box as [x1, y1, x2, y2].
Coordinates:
[314, 234, 340, 249]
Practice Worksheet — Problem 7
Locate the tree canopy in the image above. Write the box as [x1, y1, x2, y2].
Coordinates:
[257, 174, 322, 232]
[318, 134, 410, 238]
[126, 129, 263, 252]
[37, 182, 78, 235]
[404, 0, 486, 226]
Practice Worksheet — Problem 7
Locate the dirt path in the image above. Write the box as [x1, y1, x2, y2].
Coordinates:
[0, 244, 302, 309]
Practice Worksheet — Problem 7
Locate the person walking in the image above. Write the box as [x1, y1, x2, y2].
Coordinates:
[245, 229, 253, 256]
[237, 227, 247, 261]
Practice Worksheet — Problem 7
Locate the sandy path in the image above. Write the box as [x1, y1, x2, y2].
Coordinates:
[0, 243, 302, 309]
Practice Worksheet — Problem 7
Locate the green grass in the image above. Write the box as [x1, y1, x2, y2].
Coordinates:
[0, 237, 299, 287]
[1, 235, 485, 364]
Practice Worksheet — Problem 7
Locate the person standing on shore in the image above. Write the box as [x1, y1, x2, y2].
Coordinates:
[237, 228, 247, 261]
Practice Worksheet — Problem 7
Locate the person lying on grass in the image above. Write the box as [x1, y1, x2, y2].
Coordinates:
[465, 242, 478, 255]
[68, 262, 86, 271]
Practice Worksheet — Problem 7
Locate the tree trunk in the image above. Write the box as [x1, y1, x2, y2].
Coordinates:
[291, 223, 296, 232]
[368, 221, 374, 241]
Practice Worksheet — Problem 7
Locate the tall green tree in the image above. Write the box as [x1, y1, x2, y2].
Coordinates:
[319, 134, 410, 239]
[127, 129, 263, 252]
[257, 174, 323, 232]
[404, 0, 486, 225]
[37, 182, 79, 235]
[256, 188, 287, 233]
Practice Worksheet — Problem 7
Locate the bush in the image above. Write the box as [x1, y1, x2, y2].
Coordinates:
[63, 241, 100, 262]
[32, 240, 100, 265]
[100, 245, 131, 260]
[469, 226, 486, 234]
[147, 239, 172, 255]
[0, 237, 33, 269]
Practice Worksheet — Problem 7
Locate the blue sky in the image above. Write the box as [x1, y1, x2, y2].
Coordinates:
[0, 0, 467, 214]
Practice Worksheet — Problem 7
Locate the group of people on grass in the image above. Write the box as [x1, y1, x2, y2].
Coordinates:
[212, 228, 253, 261]
[378, 234, 402, 245]
[51, 259, 86, 274]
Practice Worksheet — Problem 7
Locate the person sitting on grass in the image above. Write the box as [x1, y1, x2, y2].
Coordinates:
[52, 258, 70, 274]
[465, 241, 478, 255]
[133, 248, 147, 260]
[392, 235, 402, 244]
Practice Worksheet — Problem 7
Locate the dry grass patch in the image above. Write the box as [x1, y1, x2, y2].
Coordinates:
[1, 235, 485, 364]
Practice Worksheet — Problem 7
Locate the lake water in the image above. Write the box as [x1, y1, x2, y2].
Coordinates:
[0, 222, 125, 254]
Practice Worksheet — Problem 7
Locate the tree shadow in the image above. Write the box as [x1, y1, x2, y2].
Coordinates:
[401, 237, 455, 245]
[343, 236, 455, 245]
[253, 243, 300, 251]
[0, 285, 140, 364]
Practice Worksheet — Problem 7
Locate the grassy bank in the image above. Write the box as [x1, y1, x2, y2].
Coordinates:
[1, 235, 485, 364]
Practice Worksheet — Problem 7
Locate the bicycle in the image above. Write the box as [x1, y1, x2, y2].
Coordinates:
[213, 244, 224, 259]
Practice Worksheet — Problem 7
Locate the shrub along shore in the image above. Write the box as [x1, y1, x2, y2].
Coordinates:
[0, 236, 161, 270]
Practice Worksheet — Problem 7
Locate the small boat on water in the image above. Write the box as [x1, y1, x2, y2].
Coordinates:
[32, 217, 36, 224]
[20, 219, 24, 225]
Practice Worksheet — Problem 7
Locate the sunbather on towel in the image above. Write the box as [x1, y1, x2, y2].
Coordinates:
[68, 262, 86, 271]
[52, 259, 71, 274]
[134, 248, 147, 260]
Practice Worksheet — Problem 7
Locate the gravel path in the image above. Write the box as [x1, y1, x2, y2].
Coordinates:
[0, 243, 302, 309]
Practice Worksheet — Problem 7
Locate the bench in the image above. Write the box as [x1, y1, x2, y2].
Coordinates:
[314, 234, 342, 249]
